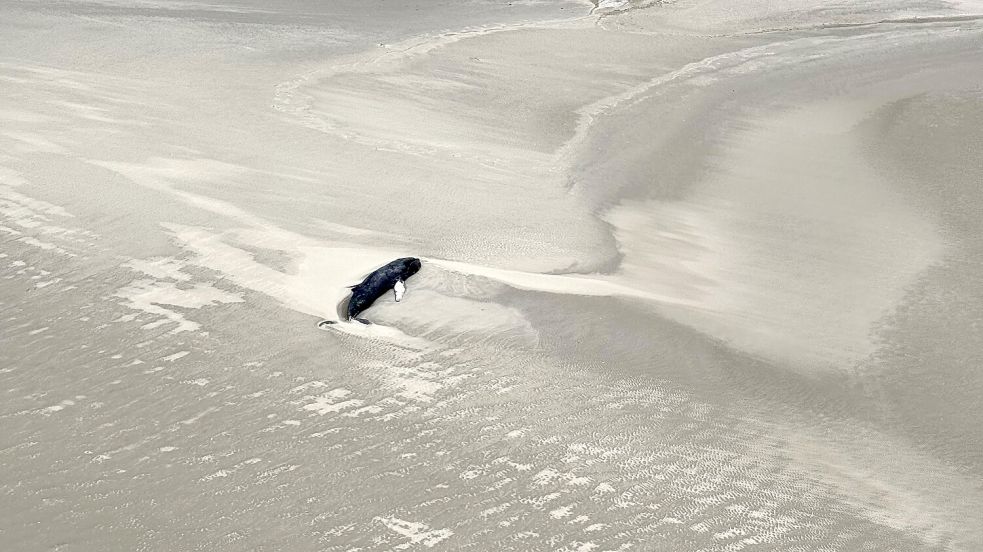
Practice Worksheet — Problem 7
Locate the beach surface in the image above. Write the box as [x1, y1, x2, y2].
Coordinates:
[2, 0, 983, 550]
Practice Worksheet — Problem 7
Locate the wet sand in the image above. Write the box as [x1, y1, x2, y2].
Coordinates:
[2, 0, 983, 550]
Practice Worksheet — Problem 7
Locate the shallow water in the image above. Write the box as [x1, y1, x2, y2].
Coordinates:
[2, 1, 983, 550]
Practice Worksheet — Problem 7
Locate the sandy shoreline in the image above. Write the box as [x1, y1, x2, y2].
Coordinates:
[3, 0, 983, 550]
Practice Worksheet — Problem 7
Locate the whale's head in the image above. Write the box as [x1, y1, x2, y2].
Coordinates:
[398, 257, 422, 278]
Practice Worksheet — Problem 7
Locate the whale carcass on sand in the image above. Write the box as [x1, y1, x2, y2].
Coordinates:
[318, 257, 422, 327]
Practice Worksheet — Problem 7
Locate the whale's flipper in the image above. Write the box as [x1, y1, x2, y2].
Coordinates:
[393, 280, 405, 302]
[349, 316, 371, 325]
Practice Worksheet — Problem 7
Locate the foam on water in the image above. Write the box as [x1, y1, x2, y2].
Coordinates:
[114, 278, 243, 334]
[375, 516, 453, 549]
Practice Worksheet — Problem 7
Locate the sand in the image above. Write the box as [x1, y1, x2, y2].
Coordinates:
[2, 0, 983, 550]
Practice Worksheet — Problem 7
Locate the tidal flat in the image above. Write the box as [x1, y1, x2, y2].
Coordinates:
[2, 0, 982, 550]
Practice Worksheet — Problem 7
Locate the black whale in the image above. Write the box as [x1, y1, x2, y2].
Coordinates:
[345, 257, 421, 324]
